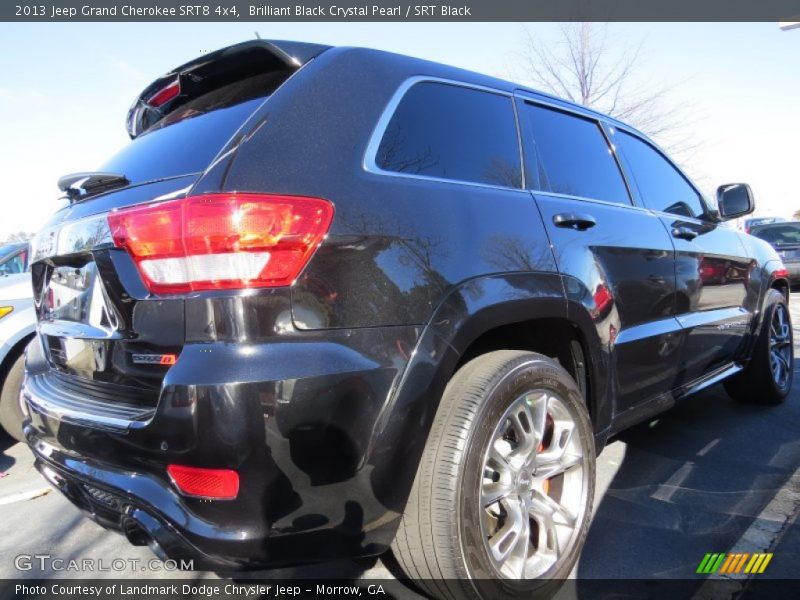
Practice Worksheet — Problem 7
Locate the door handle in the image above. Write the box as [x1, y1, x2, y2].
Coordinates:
[553, 213, 596, 231]
[672, 226, 699, 241]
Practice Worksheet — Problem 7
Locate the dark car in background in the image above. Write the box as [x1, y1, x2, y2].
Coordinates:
[751, 221, 800, 286]
[21, 41, 792, 598]
[743, 215, 786, 234]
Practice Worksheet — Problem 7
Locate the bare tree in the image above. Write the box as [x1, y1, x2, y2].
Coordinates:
[2, 231, 34, 245]
[515, 23, 699, 161]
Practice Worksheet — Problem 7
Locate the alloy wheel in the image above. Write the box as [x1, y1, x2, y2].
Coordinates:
[770, 303, 793, 390]
[479, 389, 589, 579]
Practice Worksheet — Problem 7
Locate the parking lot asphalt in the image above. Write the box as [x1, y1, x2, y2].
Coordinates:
[1, 298, 799, 596]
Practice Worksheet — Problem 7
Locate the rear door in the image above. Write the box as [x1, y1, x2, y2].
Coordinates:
[613, 128, 754, 386]
[514, 93, 681, 414]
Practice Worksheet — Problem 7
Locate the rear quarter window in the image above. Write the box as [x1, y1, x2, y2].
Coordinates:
[374, 81, 522, 188]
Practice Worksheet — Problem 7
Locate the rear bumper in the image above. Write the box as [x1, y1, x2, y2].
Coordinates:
[29, 438, 231, 569]
[23, 324, 423, 568]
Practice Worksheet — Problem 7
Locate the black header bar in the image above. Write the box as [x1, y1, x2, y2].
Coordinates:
[5, 0, 800, 22]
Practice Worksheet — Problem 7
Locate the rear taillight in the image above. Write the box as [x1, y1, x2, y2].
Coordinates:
[108, 193, 334, 294]
[147, 78, 180, 107]
[167, 465, 239, 500]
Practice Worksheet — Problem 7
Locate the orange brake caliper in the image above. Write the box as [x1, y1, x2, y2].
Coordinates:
[539, 415, 552, 495]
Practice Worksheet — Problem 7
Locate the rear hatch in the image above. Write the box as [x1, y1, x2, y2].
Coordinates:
[775, 244, 800, 263]
[26, 40, 328, 427]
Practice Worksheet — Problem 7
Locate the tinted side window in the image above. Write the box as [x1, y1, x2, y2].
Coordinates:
[0, 253, 25, 274]
[375, 82, 522, 188]
[616, 131, 705, 218]
[521, 102, 630, 204]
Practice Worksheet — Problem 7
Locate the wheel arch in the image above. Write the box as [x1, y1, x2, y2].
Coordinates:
[368, 272, 611, 515]
[761, 261, 791, 324]
[0, 330, 35, 384]
[771, 276, 790, 302]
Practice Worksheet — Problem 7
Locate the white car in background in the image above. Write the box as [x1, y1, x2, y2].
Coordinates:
[0, 242, 35, 442]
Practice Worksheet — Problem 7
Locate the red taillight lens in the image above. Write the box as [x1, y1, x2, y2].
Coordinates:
[167, 465, 239, 500]
[147, 78, 180, 107]
[774, 268, 789, 279]
[108, 194, 334, 294]
[593, 284, 613, 313]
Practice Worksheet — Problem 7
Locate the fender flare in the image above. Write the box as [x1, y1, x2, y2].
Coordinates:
[366, 271, 610, 513]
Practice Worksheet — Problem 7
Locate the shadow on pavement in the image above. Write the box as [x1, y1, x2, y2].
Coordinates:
[578, 382, 800, 586]
[0, 431, 16, 472]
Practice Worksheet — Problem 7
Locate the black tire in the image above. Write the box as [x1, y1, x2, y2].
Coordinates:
[724, 289, 793, 405]
[0, 352, 26, 443]
[391, 350, 595, 600]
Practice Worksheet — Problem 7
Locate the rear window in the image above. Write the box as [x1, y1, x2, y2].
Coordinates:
[747, 217, 784, 227]
[751, 223, 800, 246]
[101, 73, 286, 185]
[375, 82, 522, 188]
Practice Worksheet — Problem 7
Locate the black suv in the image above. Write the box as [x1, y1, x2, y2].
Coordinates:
[23, 41, 792, 597]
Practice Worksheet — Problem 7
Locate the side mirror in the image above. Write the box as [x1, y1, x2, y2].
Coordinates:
[717, 183, 754, 220]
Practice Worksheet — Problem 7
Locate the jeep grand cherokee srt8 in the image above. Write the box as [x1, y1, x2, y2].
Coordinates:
[22, 40, 792, 598]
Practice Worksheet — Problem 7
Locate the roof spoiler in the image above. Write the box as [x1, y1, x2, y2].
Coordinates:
[57, 172, 130, 202]
[125, 40, 330, 139]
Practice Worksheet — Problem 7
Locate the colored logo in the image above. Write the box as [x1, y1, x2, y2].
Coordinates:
[131, 353, 177, 365]
[696, 552, 773, 575]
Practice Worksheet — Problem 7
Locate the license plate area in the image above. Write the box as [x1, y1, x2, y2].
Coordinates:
[43, 262, 119, 332]
[39, 261, 123, 378]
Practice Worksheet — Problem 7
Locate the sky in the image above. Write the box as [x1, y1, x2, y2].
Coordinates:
[0, 22, 798, 240]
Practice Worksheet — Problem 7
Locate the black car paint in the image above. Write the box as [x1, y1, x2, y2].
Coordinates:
[23, 43, 788, 568]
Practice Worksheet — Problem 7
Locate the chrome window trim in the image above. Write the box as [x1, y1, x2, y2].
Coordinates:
[598, 120, 638, 207]
[531, 190, 651, 214]
[362, 76, 526, 193]
[513, 90, 600, 121]
[510, 89, 527, 190]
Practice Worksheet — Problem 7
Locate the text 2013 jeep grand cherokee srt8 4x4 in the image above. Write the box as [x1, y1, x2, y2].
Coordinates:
[22, 41, 792, 598]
